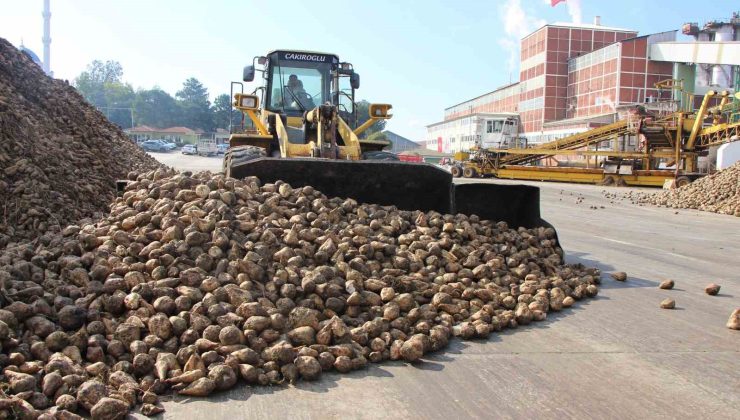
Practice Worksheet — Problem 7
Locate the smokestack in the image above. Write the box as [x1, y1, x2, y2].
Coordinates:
[42, 0, 51, 76]
[593, 16, 601, 26]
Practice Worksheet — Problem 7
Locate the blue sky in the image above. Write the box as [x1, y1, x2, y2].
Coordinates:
[1, 0, 735, 140]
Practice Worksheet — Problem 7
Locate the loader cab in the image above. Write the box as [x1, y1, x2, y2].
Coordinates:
[246, 50, 359, 127]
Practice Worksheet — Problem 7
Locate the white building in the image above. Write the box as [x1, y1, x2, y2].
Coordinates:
[424, 112, 522, 154]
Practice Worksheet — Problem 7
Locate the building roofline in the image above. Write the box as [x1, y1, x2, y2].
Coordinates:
[619, 29, 677, 44]
[523, 22, 637, 40]
[426, 112, 520, 128]
[444, 82, 520, 111]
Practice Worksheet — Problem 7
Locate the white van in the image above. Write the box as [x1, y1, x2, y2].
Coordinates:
[197, 139, 218, 156]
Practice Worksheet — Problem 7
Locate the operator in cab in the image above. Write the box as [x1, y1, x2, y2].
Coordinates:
[284, 74, 315, 110]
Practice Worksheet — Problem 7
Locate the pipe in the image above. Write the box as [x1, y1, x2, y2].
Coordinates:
[712, 90, 730, 125]
[686, 90, 716, 151]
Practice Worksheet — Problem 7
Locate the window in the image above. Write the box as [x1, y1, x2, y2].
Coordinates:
[487, 120, 504, 133]
[266, 53, 332, 116]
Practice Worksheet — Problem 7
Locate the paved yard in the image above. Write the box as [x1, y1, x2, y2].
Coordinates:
[143, 155, 739, 419]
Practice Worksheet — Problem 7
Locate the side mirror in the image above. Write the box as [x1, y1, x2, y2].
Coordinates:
[243, 65, 255, 82]
[350, 72, 360, 90]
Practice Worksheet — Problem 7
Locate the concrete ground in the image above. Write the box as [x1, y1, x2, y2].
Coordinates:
[147, 151, 223, 173]
[143, 153, 739, 419]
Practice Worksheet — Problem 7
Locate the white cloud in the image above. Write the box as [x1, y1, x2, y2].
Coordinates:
[566, 0, 583, 24]
[542, 0, 583, 24]
[498, 0, 546, 74]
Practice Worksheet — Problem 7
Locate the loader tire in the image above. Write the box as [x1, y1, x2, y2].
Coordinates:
[450, 165, 462, 178]
[223, 146, 266, 177]
[462, 167, 477, 178]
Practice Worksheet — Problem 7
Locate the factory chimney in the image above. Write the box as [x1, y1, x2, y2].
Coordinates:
[593, 16, 601, 26]
[42, 0, 52, 76]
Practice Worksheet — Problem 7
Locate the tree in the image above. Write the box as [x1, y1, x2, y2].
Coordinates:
[176, 77, 213, 131]
[354, 100, 387, 138]
[74, 60, 135, 128]
[103, 82, 135, 128]
[212, 94, 232, 130]
[133, 88, 179, 128]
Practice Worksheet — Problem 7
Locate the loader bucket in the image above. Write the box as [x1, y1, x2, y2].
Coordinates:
[228, 158, 555, 237]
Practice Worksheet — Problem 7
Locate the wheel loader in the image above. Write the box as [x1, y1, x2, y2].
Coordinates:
[223, 49, 555, 232]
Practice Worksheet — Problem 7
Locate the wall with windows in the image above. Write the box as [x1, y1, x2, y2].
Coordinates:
[566, 43, 621, 118]
[565, 32, 675, 119]
[524, 24, 637, 134]
[617, 34, 675, 104]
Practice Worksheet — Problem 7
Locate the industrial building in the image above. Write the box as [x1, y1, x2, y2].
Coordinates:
[426, 14, 740, 153]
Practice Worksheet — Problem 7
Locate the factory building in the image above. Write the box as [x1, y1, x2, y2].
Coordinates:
[426, 14, 740, 154]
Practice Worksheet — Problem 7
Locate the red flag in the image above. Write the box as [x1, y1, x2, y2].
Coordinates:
[551, 0, 566, 6]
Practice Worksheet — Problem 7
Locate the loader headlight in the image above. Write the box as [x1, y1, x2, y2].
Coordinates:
[368, 103, 392, 119]
[239, 95, 258, 109]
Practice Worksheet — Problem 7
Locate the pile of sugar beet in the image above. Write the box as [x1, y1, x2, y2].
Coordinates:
[0, 37, 161, 248]
[0, 169, 601, 419]
[627, 161, 740, 216]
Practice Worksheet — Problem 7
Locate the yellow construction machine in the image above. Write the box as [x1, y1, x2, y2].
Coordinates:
[451, 85, 740, 187]
[223, 49, 554, 231]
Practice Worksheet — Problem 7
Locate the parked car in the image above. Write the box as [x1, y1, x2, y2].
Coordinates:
[153, 139, 176, 150]
[217, 143, 228, 154]
[140, 140, 168, 152]
[182, 144, 197, 155]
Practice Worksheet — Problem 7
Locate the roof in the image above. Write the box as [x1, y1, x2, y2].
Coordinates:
[523, 22, 637, 41]
[427, 112, 520, 128]
[19, 46, 41, 65]
[126, 125, 158, 133]
[126, 126, 197, 134]
[619, 30, 677, 45]
[161, 127, 196, 134]
[444, 82, 520, 111]
[551, 21, 636, 32]
[383, 131, 419, 145]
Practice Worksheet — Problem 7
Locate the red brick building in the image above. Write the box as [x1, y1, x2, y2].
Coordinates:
[428, 21, 679, 149]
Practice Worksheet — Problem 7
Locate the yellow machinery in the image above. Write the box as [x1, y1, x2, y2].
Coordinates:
[451, 84, 740, 187]
[222, 50, 557, 231]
